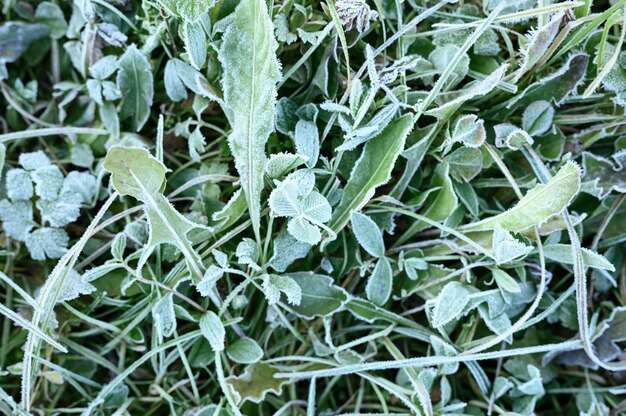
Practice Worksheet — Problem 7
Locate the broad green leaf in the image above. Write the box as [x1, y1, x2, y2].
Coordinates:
[0, 22, 50, 67]
[269, 233, 311, 272]
[543, 244, 615, 271]
[219, 0, 281, 241]
[451, 114, 485, 148]
[225, 363, 290, 404]
[522, 100, 554, 136]
[227, 337, 264, 364]
[445, 147, 483, 182]
[285, 272, 348, 319]
[350, 211, 385, 258]
[199, 311, 225, 352]
[159, 0, 216, 21]
[183, 20, 207, 69]
[431, 282, 469, 328]
[491, 267, 521, 294]
[103, 146, 205, 279]
[266, 153, 308, 179]
[295, 120, 319, 168]
[329, 115, 413, 234]
[34, 2, 66, 39]
[116, 45, 153, 132]
[460, 161, 581, 233]
[366, 257, 393, 306]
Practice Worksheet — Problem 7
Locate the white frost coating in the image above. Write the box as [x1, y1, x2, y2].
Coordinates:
[218, 0, 281, 241]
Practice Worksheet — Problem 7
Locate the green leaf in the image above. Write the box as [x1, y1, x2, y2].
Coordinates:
[285, 272, 348, 319]
[366, 257, 393, 306]
[34, 2, 67, 39]
[491, 267, 521, 294]
[6, 169, 33, 201]
[160, 0, 216, 21]
[225, 363, 290, 404]
[183, 20, 207, 69]
[460, 161, 581, 233]
[266, 153, 308, 179]
[0, 22, 50, 66]
[492, 225, 533, 265]
[116, 45, 154, 132]
[269, 233, 311, 273]
[227, 337, 263, 364]
[200, 311, 225, 352]
[70, 143, 94, 168]
[350, 211, 385, 258]
[451, 114, 486, 148]
[218, 0, 281, 241]
[329, 115, 413, 234]
[543, 244, 615, 271]
[262, 274, 302, 305]
[432, 282, 469, 328]
[582, 150, 626, 200]
[32, 165, 64, 200]
[152, 293, 176, 338]
[0, 200, 34, 240]
[24, 227, 69, 260]
[522, 100, 554, 136]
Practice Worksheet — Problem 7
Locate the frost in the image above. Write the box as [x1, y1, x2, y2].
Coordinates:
[25, 227, 69, 260]
[6, 169, 33, 200]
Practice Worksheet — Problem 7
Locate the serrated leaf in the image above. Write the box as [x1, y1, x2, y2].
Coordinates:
[199, 311, 225, 352]
[24, 227, 69, 260]
[236, 238, 259, 269]
[460, 162, 581, 233]
[329, 115, 413, 234]
[55, 268, 96, 304]
[285, 272, 348, 319]
[515, 12, 563, 80]
[31, 165, 64, 200]
[0, 200, 34, 240]
[117, 45, 154, 132]
[61, 172, 97, 204]
[522, 100, 554, 136]
[18, 150, 50, 170]
[366, 257, 392, 306]
[350, 211, 385, 257]
[218, 0, 281, 241]
[227, 337, 263, 364]
[152, 293, 176, 338]
[432, 282, 469, 328]
[36, 191, 82, 227]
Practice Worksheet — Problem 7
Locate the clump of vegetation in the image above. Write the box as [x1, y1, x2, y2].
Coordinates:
[1, 0, 626, 414]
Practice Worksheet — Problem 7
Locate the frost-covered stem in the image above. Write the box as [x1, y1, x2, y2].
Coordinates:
[591, 194, 625, 251]
[215, 352, 244, 416]
[21, 193, 118, 411]
[0, 127, 108, 144]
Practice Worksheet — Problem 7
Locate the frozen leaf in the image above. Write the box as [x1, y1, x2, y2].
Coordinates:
[34, 2, 66, 39]
[491, 267, 521, 294]
[474, 29, 500, 56]
[336, 0, 379, 33]
[274, 14, 297, 44]
[32, 165, 64, 200]
[0, 22, 50, 68]
[196, 265, 224, 297]
[55, 269, 96, 304]
[188, 127, 205, 162]
[460, 162, 581, 233]
[61, 172, 97, 204]
[269, 232, 311, 272]
[160, 0, 216, 21]
[25, 228, 69, 260]
[89, 56, 118, 80]
[236, 238, 260, 269]
[225, 363, 289, 404]
[285, 272, 348, 319]
[432, 282, 469, 328]
[117, 45, 154, 132]
[37, 191, 82, 227]
[330, 115, 412, 234]
[516, 12, 563, 80]
[429, 45, 469, 89]
[164, 59, 187, 102]
[451, 114, 486, 148]
[522, 100, 554, 136]
[294, 120, 319, 168]
[18, 150, 51, 170]
[350, 211, 385, 257]
[152, 293, 176, 338]
[6, 169, 33, 201]
[200, 311, 225, 352]
[262, 274, 302, 305]
[266, 153, 308, 179]
[111, 233, 126, 261]
[582, 150, 626, 200]
[366, 257, 392, 306]
[445, 147, 483, 182]
[0, 200, 34, 240]
[183, 20, 207, 69]
[219, 0, 281, 240]
[70, 143, 94, 168]
[227, 337, 263, 364]
[430, 336, 459, 374]
[543, 244, 615, 271]
[492, 225, 533, 264]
